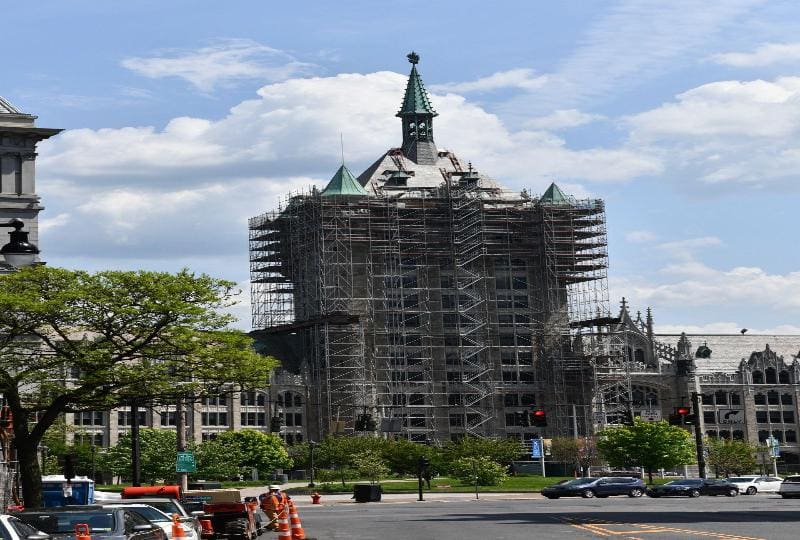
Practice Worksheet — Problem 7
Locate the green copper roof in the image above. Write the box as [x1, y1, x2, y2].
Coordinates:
[540, 182, 570, 204]
[321, 164, 368, 197]
[396, 52, 438, 118]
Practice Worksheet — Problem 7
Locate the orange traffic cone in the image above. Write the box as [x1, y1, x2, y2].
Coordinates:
[288, 500, 306, 540]
[171, 514, 186, 538]
[277, 506, 292, 539]
[75, 523, 91, 540]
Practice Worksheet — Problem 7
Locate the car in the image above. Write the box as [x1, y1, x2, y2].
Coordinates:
[541, 476, 646, 499]
[646, 478, 739, 498]
[13, 506, 167, 540]
[102, 504, 198, 540]
[727, 475, 783, 495]
[114, 498, 202, 538]
[0, 514, 50, 540]
[778, 475, 800, 499]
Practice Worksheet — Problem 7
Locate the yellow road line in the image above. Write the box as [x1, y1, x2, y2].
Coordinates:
[560, 517, 766, 540]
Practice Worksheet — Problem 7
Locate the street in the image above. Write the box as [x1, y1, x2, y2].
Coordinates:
[294, 493, 800, 539]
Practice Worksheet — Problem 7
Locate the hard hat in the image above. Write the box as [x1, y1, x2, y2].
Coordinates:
[269, 485, 280, 490]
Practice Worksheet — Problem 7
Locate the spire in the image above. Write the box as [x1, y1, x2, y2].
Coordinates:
[321, 164, 368, 197]
[540, 182, 570, 204]
[397, 52, 438, 165]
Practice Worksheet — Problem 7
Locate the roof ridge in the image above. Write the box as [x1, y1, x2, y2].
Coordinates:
[0, 96, 23, 114]
[321, 164, 368, 197]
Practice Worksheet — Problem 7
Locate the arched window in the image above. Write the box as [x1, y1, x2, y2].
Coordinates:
[780, 370, 791, 384]
[752, 371, 764, 384]
[766, 367, 777, 384]
[754, 393, 766, 405]
[294, 394, 303, 407]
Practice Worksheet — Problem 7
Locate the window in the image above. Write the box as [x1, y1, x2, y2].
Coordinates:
[730, 393, 741, 406]
[772, 430, 783, 443]
[241, 412, 266, 426]
[766, 367, 777, 384]
[770, 411, 782, 424]
[117, 411, 147, 426]
[719, 431, 731, 439]
[768, 391, 780, 405]
[706, 430, 718, 438]
[784, 411, 795, 424]
[704, 411, 716, 424]
[496, 294, 512, 309]
[502, 370, 518, 382]
[715, 391, 728, 405]
[241, 392, 266, 406]
[201, 412, 228, 426]
[513, 295, 529, 308]
[504, 394, 519, 407]
[756, 411, 768, 423]
[512, 276, 528, 290]
[75, 411, 104, 426]
[733, 430, 745, 440]
[787, 430, 798, 443]
[448, 394, 461, 406]
[758, 430, 770, 442]
[634, 349, 645, 363]
[518, 352, 533, 365]
[495, 275, 511, 290]
[779, 370, 791, 384]
[520, 394, 536, 406]
[160, 412, 176, 426]
[202, 395, 227, 406]
[753, 371, 764, 384]
[754, 393, 766, 405]
[782, 393, 793, 405]
[449, 415, 463, 427]
[702, 394, 714, 405]
[501, 351, 515, 365]
[499, 334, 516, 346]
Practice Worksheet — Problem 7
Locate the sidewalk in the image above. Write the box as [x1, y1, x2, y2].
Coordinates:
[239, 484, 542, 506]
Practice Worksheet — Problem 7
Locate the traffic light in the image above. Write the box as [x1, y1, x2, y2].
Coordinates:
[514, 411, 528, 427]
[62, 454, 75, 481]
[531, 409, 547, 427]
[418, 455, 430, 469]
[669, 406, 696, 426]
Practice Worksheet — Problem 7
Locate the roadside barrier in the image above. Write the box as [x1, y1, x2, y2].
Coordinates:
[75, 523, 91, 540]
[288, 499, 306, 539]
[277, 505, 292, 539]
[171, 514, 186, 538]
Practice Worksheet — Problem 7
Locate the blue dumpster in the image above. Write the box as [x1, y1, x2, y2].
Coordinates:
[41, 475, 95, 507]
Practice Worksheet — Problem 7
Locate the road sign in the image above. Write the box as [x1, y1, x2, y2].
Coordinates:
[531, 439, 542, 459]
[176, 451, 196, 473]
[718, 409, 744, 424]
[640, 410, 661, 422]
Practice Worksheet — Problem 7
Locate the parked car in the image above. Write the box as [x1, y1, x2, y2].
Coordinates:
[113, 499, 202, 538]
[646, 479, 739, 498]
[778, 475, 800, 499]
[13, 506, 167, 540]
[727, 476, 783, 495]
[542, 477, 646, 499]
[0, 514, 50, 540]
[102, 504, 198, 540]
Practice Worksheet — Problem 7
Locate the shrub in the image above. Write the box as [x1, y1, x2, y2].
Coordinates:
[449, 456, 508, 486]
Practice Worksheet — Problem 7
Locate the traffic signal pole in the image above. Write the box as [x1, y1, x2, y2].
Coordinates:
[691, 392, 706, 478]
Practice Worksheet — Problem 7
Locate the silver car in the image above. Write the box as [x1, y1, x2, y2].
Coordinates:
[778, 475, 800, 499]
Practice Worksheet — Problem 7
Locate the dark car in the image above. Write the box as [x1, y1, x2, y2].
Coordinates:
[13, 506, 167, 540]
[646, 478, 739, 498]
[542, 476, 646, 499]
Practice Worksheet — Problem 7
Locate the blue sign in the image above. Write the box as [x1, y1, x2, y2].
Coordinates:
[532, 439, 542, 458]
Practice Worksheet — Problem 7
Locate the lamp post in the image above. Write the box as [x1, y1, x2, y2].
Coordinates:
[0, 219, 39, 268]
[308, 440, 316, 488]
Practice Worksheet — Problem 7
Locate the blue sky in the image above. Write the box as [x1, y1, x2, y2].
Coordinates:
[5, 0, 800, 333]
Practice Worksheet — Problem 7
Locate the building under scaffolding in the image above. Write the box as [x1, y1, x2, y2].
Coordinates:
[249, 53, 615, 443]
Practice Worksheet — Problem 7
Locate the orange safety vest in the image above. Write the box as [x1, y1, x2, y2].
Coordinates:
[261, 492, 288, 511]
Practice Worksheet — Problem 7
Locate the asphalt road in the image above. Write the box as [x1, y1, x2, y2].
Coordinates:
[293, 494, 800, 539]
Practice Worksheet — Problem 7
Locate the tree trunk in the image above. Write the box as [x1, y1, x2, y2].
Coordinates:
[17, 441, 43, 508]
[647, 467, 654, 485]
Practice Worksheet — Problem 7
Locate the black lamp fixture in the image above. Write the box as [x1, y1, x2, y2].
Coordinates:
[1, 219, 39, 268]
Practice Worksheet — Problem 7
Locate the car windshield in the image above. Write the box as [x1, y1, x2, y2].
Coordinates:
[125, 507, 169, 522]
[140, 500, 181, 515]
[728, 477, 756, 482]
[559, 478, 596, 486]
[17, 511, 116, 534]
[666, 480, 701, 486]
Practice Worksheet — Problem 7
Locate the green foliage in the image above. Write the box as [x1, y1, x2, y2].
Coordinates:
[0, 266, 278, 506]
[314, 468, 358, 484]
[706, 438, 758, 476]
[549, 437, 602, 475]
[441, 436, 523, 467]
[351, 451, 389, 484]
[597, 418, 696, 482]
[449, 457, 508, 486]
[195, 439, 243, 481]
[381, 437, 440, 476]
[102, 428, 177, 484]
[213, 430, 292, 477]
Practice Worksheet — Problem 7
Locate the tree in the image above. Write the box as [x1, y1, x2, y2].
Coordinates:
[597, 418, 696, 484]
[706, 439, 758, 477]
[102, 429, 178, 484]
[381, 437, 440, 476]
[0, 266, 277, 506]
[213, 430, 292, 478]
[351, 451, 389, 484]
[195, 438, 243, 481]
[449, 456, 507, 486]
[550, 437, 602, 476]
[441, 436, 523, 468]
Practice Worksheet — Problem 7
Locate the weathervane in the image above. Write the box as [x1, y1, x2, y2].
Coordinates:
[407, 51, 420, 65]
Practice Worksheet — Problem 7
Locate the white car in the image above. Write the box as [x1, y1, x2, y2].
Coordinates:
[778, 475, 800, 499]
[0, 515, 49, 540]
[728, 475, 784, 495]
[103, 504, 199, 540]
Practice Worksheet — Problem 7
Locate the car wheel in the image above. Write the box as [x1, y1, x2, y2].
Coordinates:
[746, 487, 757, 495]
[581, 489, 595, 498]
[689, 489, 701, 498]
[629, 488, 644, 498]
[223, 518, 249, 540]
[727, 489, 739, 497]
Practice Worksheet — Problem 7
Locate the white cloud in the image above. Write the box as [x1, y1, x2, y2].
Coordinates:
[525, 109, 604, 130]
[625, 230, 657, 243]
[432, 69, 548, 93]
[712, 42, 800, 67]
[655, 322, 800, 335]
[121, 39, 315, 92]
[39, 213, 70, 234]
[657, 236, 722, 260]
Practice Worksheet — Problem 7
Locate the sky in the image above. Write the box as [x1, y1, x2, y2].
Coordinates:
[5, 0, 800, 334]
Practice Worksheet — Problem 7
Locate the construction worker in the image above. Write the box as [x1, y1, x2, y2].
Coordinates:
[259, 485, 289, 530]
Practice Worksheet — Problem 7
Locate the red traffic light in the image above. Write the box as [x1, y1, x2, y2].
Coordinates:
[533, 410, 546, 417]
[676, 407, 691, 416]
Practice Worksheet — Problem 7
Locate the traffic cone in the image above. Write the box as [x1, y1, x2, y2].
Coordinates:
[171, 514, 186, 538]
[288, 500, 306, 540]
[75, 523, 91, 540]
[277, 506, 292, 539]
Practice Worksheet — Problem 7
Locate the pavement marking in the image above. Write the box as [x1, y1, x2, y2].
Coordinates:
[558, 517, 765, 540]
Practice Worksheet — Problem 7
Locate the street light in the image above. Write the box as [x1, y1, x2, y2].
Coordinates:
[0, 219, 39, 268]
[308, 440, 316, 488]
